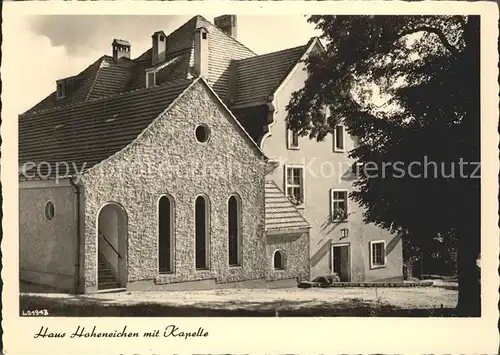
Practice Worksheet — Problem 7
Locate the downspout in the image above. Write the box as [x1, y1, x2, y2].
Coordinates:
[69, 177, 81, 294]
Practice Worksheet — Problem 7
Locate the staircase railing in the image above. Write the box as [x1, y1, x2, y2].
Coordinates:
[98, 230, 123, 259]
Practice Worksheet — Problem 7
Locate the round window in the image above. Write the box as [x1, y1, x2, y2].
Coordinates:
[45, 201, 55, 222]
[195, 125, 210, 143]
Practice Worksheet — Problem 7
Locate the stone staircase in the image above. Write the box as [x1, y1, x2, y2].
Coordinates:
[98, 254, 121, 291]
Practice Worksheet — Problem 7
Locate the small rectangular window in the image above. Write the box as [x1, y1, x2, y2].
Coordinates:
[159, 35, 165, 42]
[287, 129, 299, 149]
[146, 71, 156, 88]
[331, 189, 348, 221]
[334, 125, 345, 152]
[285, 166, 305, 207]
[370, 240, 386, 269]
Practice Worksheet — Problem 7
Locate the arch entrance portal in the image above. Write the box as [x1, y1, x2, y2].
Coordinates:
[97, 203, 128, 290]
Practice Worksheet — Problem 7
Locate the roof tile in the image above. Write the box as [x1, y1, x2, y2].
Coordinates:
[232, 45, 307, 107]
[19, 79, 193, 177]
[265, 180, 310, 232]
[23, 15, 257, 115]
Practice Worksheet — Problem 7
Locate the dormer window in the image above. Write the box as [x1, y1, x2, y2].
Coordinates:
[56, 81, 66, 99]
[146, 71, 157, 88]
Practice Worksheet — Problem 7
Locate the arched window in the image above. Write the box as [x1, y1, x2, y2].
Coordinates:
[195, 195, 210, 270]
[228, 195, 241, 266]
[273, 250, 285, 270]
[158, 195, 174, 273]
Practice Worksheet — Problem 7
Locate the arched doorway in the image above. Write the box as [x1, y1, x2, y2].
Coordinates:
[96, 203, 128, 290]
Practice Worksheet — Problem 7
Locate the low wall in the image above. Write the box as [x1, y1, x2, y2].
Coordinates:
[299, 280, 434, 288]
[124, 277, 298, 293]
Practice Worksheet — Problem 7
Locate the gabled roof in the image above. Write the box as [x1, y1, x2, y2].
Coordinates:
[265, 181, 310, 233]
[19, 79, 193, 177]
[231, 44, 308, 108]
[24, 15, 256, 115]
[19, 77, 265, 180]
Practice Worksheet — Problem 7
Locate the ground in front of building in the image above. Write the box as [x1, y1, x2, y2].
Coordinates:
[20, 281, 458, 317]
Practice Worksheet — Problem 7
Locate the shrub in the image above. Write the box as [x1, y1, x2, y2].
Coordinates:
[312, 273, 341, 286]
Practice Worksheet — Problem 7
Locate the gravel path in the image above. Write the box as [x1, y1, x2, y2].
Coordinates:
[21, 284, 458, 311]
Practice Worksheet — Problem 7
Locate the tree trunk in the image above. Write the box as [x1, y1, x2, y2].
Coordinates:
[456, 235, 481, 317]
[455, 15, 481, 318]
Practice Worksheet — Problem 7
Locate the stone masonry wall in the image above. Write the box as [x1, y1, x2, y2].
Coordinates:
[82, 81, 267, 290]
[265, 232, 310, 282]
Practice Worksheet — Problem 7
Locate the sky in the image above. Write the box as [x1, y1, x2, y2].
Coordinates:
[8, 15, 322, 116]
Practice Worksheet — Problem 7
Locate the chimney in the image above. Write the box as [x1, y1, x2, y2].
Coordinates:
[214, 15, 237, 39]
[152, 31, 167, 66]
[112, 39, 131, 61]
[194, 27, 209, 79]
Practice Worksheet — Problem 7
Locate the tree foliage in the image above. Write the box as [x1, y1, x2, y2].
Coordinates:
[286, 15, 480, 316]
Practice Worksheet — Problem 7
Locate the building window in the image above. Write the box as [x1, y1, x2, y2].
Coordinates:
[44, 201, 55, 222]
[146, 71, 156, 88]
[159, 35, 165, 42]
[334, 125, 345, 152]
[331, 189, 348, 221]
[285, 165, 305, 207]
[56, 82, 66, 99]
[228, 195, 242, 266]
[195, 124, 211, 143]
[273, 250, 285, 270]
[202, 32, 207, 40]
[370, 240, 386, 269]
[287, 129, 299, 149]
[158, 195, 174, 274]
[195, 195, 210, 270]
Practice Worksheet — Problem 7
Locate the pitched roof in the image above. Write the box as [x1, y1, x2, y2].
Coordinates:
[24, 56, 134, 114]
[265, 181, 310, 233]
[23, 15, 256, 115]
[19, 79, 193, 177]
[231, 44, 308, 108]
[19, 77, 265, 180]
[20, 16, 320, 169]
[186, 15, 256, 99]
[125, 50, 192, 92]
